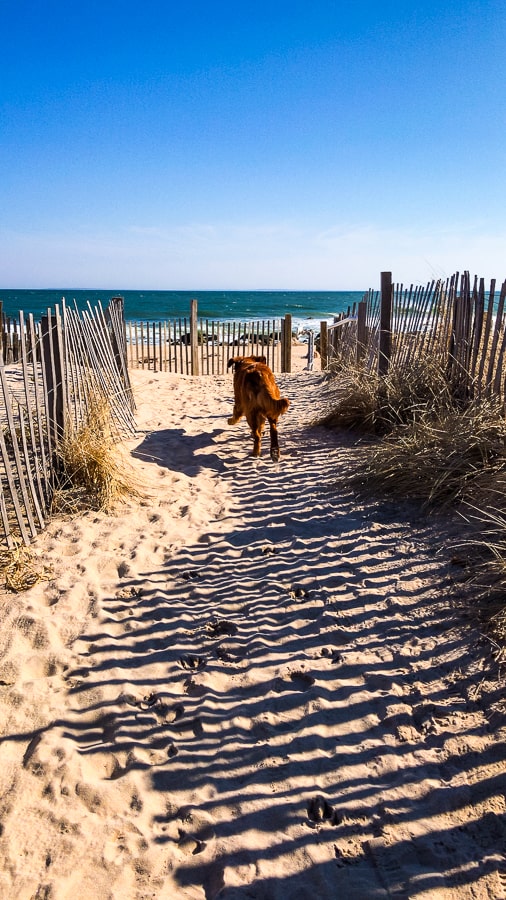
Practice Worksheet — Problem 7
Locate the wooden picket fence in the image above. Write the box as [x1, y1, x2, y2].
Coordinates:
[0, 297, 134, 548]
[324, 271, 506, 403]
[125, 305, 293, 374]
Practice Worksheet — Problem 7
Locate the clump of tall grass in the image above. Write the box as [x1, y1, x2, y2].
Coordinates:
[318, 353, 506, 648]
[53, 393, 141, 514]
[318, 356, 506, 509]
[455, 503, 506, 657]
[363, 396, 506, 509]
[318, 356, 451, 435]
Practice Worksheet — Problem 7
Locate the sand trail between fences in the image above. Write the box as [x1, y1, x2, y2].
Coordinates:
[0, 366, 504, 899]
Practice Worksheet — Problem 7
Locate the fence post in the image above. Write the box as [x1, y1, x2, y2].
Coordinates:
[378, 271, 393, 376]
[306, 331, 314, 371]
[190, 299, 199, 375]
[320, 321, 328, 370]
[284, 314, 292, 373]
[356, 299, 367, 366]
[40, 310, 65, 452]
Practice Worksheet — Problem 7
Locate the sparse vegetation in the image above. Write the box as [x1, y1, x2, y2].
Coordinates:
[317, 355, 506, 651]
[317, 357, 451, 436]
[53, 393, 141, 514]
[0, 539, 52, 592]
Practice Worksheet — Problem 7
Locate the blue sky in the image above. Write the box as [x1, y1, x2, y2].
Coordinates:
[1, 0, 505, 290]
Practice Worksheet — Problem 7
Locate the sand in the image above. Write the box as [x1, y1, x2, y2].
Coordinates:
[0, 344, 504, 899]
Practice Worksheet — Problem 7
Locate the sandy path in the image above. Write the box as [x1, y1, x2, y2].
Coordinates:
[0, 361, 504, 899]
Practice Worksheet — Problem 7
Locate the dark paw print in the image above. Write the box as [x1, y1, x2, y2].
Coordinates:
[179, 655, 206, 670]
[307, 795, 341, 825]
[206, 617, 238, 637]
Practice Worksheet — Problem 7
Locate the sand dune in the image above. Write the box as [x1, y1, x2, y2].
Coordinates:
[0, 355, 504, 899]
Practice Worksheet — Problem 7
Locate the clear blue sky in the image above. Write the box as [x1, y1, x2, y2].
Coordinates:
[1, 0, 505, 290]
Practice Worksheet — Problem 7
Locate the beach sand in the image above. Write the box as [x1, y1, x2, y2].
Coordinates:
[0, 344, 504, 899]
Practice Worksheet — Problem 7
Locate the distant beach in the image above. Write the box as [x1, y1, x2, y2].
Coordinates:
[0, 289, 365, 332]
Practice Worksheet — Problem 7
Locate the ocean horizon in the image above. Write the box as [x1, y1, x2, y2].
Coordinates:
[0, 289, 366, 331]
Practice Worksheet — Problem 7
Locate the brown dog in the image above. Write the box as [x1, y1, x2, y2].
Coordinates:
[227, 356, 290, 460]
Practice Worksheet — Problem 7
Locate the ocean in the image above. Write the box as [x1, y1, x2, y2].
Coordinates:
[0, 289, 365, 332]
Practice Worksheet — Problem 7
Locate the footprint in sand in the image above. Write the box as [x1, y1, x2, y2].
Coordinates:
[191, 718, 204, 737]
[320, 647, 343, 663]
[288, 584, 309, 599]
[290, 671, 315, 690]
[75, 781, 104, 814]
[174, 806, 216, 856]
[139, 692, 159, 710]
[307, 795, 340, 825]
[181, 569, 202, 581]
[366, 836, 427, 894]
[184, 678, 206, 697]
[214, 645, 236, 662]
[179, 654, 206, 670]
[272, 671, 315, 693]
[14, 615, 49, 650]
[206, 617, 238, 638]
[167, 703, 185, 722]
[115, 586, 142, 600]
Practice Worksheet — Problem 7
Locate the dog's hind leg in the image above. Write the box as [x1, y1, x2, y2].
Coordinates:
[247, 411, 266, 457]
[228, 405, 244, 425]
[268, 417, 281, 461]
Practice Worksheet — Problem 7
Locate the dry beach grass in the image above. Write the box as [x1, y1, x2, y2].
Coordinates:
[0, 345, 504, 899]
[318, 356, 506, 653]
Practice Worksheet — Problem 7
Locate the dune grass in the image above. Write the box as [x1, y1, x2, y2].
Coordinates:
[317, 356, 506, 652]
[53, 393, 141, 514]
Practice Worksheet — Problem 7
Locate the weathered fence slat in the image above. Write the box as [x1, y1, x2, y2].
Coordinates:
[28, 314, 50, 496]
[39, 313, 56, 470]
[17, 405, 46, 530]
[378, 271, 393, 376]
[0, 483, 14, 549]
[81, 306, 136, 435]
[485, 281, 506, 394]
[18, 312, 48, 528]
[0, 350, 37, 540]
[475, 279, 495, 394]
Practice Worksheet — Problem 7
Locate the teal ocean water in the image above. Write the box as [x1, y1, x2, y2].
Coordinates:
[0, 289, 364, 331]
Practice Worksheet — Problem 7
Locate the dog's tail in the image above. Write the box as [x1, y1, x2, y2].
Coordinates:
[275, 397, 290, 417]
